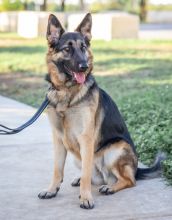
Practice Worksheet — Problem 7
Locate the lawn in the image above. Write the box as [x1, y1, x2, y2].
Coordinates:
[0, 33, 172, 184]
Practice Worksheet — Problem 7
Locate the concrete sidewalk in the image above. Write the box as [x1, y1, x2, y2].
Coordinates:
[0, 95, 172, 220]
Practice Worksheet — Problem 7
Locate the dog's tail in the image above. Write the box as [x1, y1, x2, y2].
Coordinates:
[135, 152, 166, 180]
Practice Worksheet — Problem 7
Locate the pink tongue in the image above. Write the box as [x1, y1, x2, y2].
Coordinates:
[74, 72, 86, 84]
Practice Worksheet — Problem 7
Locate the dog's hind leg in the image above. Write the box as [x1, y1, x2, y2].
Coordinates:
[98, 141, 137, 195]
[99, 164, 136, 195]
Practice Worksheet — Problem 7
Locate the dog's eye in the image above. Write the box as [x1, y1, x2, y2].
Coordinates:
[63, 47, 70, 53]
[81, 45, 86, 52]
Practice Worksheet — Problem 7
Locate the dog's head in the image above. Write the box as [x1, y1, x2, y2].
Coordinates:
[46, 13, 93, 88]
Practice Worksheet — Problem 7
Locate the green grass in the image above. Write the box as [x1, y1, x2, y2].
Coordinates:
[0, 33, 172, 184]
[0, 33, 47, 74]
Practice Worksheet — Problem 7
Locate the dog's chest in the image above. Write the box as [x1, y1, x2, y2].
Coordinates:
[47, 106, 81, 157]
[47, 85, 99, 157]
[62, 105, 91, 155]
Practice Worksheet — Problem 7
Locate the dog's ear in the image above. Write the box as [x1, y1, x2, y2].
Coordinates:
[47, 14, 65, 45]
[75, 13, 92, 41]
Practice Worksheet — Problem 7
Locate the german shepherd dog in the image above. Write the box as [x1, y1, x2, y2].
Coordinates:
[38, 13, 163, 209]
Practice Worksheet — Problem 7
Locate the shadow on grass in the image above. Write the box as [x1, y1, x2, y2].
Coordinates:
[93, 47, 172, 55]
[0, 45, 46, 54]
[1, 45, 171, 55]
[94, 58, 172, 78]
[94, 61, 172, 117]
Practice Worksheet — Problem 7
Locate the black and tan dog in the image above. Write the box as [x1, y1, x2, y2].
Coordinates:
[38, 13, 163, 209]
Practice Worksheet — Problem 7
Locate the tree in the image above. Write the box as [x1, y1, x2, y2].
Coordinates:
[61, 0, 65, 11]
[0, 0, 23, 11]
[42, 0, 47, 11]
[79, 0, 85, 10]
[23, 0, 28, 10]
[140, 0, 148, 22]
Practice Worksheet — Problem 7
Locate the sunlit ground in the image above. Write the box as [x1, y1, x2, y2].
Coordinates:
[0, 33, 172, 184]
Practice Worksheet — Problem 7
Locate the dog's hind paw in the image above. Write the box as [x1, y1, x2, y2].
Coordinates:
[99, 185, 115, 195]
[71, 178, 80, 187]
[38, 188, 59, 199]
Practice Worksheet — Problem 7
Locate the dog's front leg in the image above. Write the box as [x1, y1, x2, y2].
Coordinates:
[38, 107, 67, 199]
[79, 136, 94, 209]
[38, 129, 67, 199]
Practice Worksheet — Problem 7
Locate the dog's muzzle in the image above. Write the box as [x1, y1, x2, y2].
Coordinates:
[78, 62, 88, 72]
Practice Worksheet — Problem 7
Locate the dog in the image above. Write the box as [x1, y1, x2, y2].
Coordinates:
[38, 13, 163, 209]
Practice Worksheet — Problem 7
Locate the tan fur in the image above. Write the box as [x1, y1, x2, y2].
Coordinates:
[47, 51, 66, 89]
[109, 141, 137, 192]
[46, 107, 67, 193]
[92, 141, 137, 189]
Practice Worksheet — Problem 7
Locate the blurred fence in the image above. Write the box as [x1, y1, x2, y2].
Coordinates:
[0, 11, 66, 37]
[0, 11, 139, 39]
[0, 12, 18, 32]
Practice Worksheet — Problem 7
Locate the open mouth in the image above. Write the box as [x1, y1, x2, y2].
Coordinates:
[64, 65, 86, 84]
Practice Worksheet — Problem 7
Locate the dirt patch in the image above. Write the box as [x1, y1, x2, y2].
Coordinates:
[0, 73, 48, 107]
[0, 73, 45, 90]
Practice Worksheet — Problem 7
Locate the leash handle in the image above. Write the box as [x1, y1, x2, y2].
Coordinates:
[0, 96, 50, 135]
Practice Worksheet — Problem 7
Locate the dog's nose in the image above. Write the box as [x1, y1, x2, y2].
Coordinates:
[78, 62, 88, 72]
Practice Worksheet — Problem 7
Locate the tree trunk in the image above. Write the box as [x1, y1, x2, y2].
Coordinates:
[61, 0, 65, 11]
[140, 0, 147, 22]
[80, 0, 85, 11]
[42, 0, 47, 11]
[23, 0, 28, 10]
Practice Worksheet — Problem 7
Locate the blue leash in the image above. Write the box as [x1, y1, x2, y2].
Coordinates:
[0, 96, 50, 135]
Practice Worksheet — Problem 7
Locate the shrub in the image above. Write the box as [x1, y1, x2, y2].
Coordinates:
[0, 0, 23, 12]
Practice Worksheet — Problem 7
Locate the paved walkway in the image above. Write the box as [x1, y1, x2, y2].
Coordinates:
[139, 23, 172, 39]
[0, 95, 172, 220]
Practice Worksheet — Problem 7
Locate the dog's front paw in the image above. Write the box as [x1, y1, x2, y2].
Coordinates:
[38, 188, 59, 199]
[71, 178, 80, 187]
[99, 185, 115, 195]
[79, 195, 94, 209]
